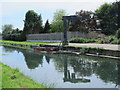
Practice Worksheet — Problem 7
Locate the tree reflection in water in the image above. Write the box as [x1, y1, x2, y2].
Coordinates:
[52, 54, 120, 85]
[63, 55, 90, 83]
[23, 51, 43, 69]
[3, 46, 120, 86]
[118, 62, 120, 87]
[19, 51, 52, 69]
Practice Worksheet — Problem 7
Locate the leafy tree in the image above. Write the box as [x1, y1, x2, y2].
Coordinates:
[117, 1, 120, 29]
[43, 19, 50, 33]
[95, 2, 118, 35]
[69, 10, 98, 33]
[2, 24, 13, 34]
[35, 14, 43, 33]
[2, 24, 13, 40]
[51, 9, 68, 32]
[116, 28, 120, 39]
[2, 24, 25, 41]
[11, 28, 22, 34]
[23, 10, 43, 34]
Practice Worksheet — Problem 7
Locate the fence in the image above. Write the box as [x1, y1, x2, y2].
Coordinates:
[0, 34, 2, 40]
[26, 31, 97, 42]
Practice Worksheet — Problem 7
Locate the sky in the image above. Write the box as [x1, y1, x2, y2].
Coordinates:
[0, 0, 117, 32]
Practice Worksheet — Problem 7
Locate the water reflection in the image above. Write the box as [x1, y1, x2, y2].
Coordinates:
[118, 62, 120, 86]
[50, 53, 120, 86]
[63, 56, 90, 83]
[2, 46, 120, 87]
[23, 51, 43, 69]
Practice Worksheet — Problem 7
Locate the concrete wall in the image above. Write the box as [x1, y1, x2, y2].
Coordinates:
[0, 34, 2, 40]
[26, 31, 89, 42]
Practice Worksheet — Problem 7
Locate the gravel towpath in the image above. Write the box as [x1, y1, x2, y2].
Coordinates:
[47, 43, 119, 50]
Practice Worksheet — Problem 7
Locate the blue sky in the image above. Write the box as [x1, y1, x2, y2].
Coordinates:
[0, 0, 116, 32]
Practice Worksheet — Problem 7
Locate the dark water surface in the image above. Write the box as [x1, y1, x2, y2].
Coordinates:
[0, 46, 120, 88]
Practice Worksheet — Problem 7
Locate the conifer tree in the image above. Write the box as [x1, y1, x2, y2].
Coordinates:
[43, 19, 50, 33]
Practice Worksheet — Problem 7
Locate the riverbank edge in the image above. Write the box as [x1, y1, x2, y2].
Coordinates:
[0, 62, 47, 88]
[0, 40, 120, 60]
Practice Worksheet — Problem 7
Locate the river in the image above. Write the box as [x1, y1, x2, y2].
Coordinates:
[0, 45, 120, 88]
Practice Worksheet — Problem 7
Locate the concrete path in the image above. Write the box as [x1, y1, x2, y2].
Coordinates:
[47, 43, 119, 50]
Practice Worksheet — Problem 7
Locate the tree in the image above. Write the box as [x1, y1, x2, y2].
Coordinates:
[116, 28, 120, 39]
[95, 2, 118, 35]
[2, 24, 25, 41]
[35, 14, 43, 33]
[51, 9, 68, 32]
[117, 1, 120, 29]
[43, 19, 50, 33]
[2, 24, 13, 34]
[69, 10, 98, 33]
[11, 28, 21, 34]
[23, 10, 43, 34]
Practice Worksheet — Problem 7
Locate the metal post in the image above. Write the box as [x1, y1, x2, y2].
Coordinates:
[62, 16, 68, 45]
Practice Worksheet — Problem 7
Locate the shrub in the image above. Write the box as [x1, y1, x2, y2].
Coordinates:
[2, 34, 26, 41]
[111, 39, 120, 44]
[116, 28, 120, 39]
[69, 38, 96, 43]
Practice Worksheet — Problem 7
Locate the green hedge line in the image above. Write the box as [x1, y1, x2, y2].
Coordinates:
[110, 39, 120, 44]
[69, 38, 96, 43]
[2, 33, 26, 41]
[69, 37, 120, 44]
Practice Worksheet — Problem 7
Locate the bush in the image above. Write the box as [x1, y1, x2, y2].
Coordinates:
[69, 38, 96, 43]
[116, 28, 120, 39]
[111, 39, 120, 44]
[2, 33, 26, 41]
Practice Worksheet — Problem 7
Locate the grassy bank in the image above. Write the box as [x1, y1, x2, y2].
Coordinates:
[1, 40, 120, 52]
[0, 40, 56, 45]
[0, 62, 46, 88]
[0, 40, 57, 50]
[0, 63, 1, 89]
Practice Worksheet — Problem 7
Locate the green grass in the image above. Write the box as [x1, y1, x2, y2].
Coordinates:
[0, 62, 46, 88]
[0, 63, 2, 90]
[0, 40, 58, 50]
[0, 40, 57, 45]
